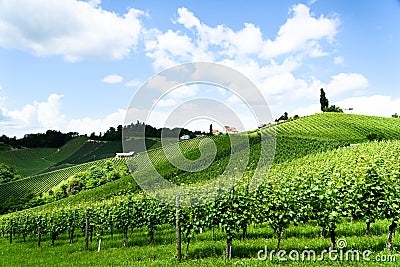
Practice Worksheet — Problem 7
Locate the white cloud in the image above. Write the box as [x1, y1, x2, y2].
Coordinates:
[226, 94, 241, 104]
[88, 0, 101, 7]
[335, 95, 400, 117]
[292, 104, 322, 117]
[167, 85, 199, 99]
[102, 74, 123, 84]
[0, 0, 144, 61]
[0, 94, 128, 137]
[144, 5, 342, 105]
[125, 80, 141, 87]
[156, 98, 178, 107]
[326, 73, 368, 97]
[292, 95, 400, 118]
[334, 56, 344, 64]
[67, 109, 126, 135]
[1, 94, 66, 134]
[261, 4, 339, 58]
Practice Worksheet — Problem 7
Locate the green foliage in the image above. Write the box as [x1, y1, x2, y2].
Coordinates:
[274, 113, 400, 142]
[323, 105, 343, 113]
[366, 133, 383, 141]
[0, 158, 126, 207]
[0, 137, 88, 176]
[3, 113, 400, 262]
[0, 163, 20, 184]
[320, 88, 329, 111]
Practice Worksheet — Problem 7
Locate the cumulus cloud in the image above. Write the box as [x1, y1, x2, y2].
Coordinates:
[0, 94, 127, 137]
[0, 0, 144, 61]
[335, 95, 400, 117]
[262, 4, 339, 58]
[326, 73, 368, 97]
[149, 4, 338, 66]
[125, 80, 141, 87]
[156, 98, 178, 107]
[167, 85, 199, 99]
[67, 109, 126, 135]
[102, 74, 124, 84]
[144, 4, 342, 103]
[1, 94, 66, 134]
[293, 95, 400, 118]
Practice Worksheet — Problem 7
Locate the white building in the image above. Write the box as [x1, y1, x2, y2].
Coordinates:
[180, 135, 190, 140]
[115, 151, 136, 158]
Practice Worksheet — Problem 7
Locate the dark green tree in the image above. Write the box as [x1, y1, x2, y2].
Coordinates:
[323, 105, 343, 113]
[283, 112, 289, 120]
[209, 124, 213, 136]
[320, 88, 329, 111]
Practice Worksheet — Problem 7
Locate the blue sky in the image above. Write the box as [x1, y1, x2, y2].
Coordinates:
[0, 0, 399, 137]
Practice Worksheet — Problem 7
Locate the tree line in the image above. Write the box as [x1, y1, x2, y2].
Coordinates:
[0, 130, 78, 149]
[0, 122, 203, 149]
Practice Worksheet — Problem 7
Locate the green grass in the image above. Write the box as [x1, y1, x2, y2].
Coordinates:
[0, 136, 165, 177]
[0, 220, 397, 266]
[0, 137, 88, 176]
[56, 140, 123, 165]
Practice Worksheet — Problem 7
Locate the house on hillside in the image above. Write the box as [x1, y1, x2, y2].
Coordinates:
[212, 129, 220, 135]
[180, 134, 190, 140]
[224, 126, 239, 134]
[115, 151, 136, 158]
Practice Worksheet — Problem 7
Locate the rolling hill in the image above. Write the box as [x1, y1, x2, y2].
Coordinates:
[1, 112, 400, 266]
[0, 136, 164, 177]
[2, 112, 400, 205]
[274, 113, 400, 141]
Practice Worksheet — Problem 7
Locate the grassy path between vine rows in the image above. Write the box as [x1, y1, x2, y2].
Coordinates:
[0, 219, 397, 266]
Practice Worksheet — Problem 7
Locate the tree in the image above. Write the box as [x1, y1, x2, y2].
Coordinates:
[323, 105, 343, 113]
[209, 124, 213, 136]
[392, 113, 399, 118]
[320, 88, 329, 111]
[283, 112, 289, 120]
[0, 163, 20, 184]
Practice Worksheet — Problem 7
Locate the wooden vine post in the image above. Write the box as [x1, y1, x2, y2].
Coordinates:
[85, 209, 89, 251]
[176, 195, 182, 262]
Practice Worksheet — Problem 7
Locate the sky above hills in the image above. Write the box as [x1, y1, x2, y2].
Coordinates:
[0, 0, 399, 137]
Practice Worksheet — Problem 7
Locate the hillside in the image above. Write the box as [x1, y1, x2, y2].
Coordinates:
[274, 112, 400, 142]
[0, 135, 165, 177]
[0, 137, 88, 176]
[2, 112, 399, 206]
[1, 112, 400, 266]
[1, 139, 400, 266]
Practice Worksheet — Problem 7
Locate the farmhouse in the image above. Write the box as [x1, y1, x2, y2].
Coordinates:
[180, 134, 190, 140]
[115, 151, 136, 158]
[224, 126, 239, 134]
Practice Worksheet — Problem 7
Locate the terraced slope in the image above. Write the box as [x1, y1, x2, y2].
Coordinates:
[0, 158, 125, 203]
[0, 137, 88, 176]
[3, 113, 400, 207]
[274, 113, 400, 142]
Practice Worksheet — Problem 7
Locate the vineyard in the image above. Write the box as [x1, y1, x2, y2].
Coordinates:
[0, 137, 88, 176]
[1, 140, 400, 265]
[0, 158, 126, 203]
[274, 113, 400, 142]
[1, 113, 400, 266]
